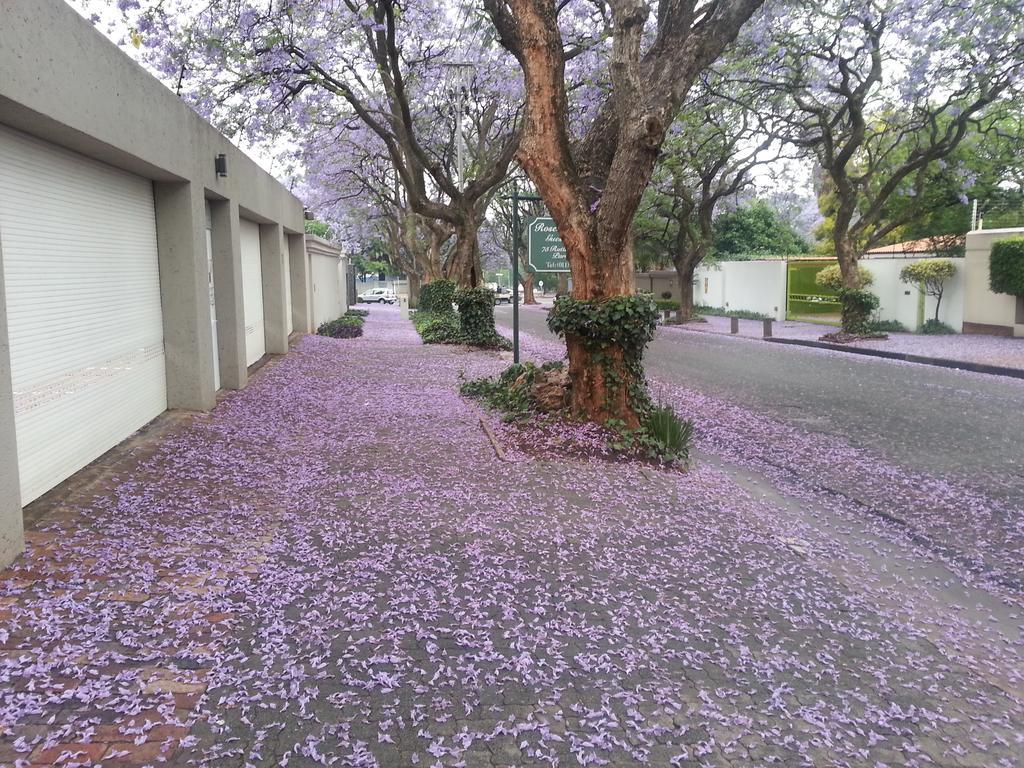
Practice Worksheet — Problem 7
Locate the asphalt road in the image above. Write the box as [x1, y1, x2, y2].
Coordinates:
[496, 305, 1024, 508]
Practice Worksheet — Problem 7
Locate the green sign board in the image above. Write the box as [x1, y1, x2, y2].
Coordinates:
[527, 216, 570, 273]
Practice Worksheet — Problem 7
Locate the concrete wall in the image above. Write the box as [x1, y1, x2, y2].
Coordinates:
[644, 255, 967, 329]
[0, 0, 309, 567]
[963, 228, 1024, 337]
[861, 256, 965, 331]
[636, 263, 788, 321]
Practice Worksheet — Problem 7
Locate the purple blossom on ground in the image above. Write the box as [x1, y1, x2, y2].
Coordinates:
[1, 308, 1022, 767]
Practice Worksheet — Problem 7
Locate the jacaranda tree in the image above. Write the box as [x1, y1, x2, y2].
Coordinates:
[482, 0, 765, 425]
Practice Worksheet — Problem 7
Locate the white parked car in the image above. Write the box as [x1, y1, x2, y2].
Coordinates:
[358, 287, 397, 304]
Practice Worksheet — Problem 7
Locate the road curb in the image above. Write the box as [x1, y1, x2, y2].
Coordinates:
[766, 337, 1024, 381]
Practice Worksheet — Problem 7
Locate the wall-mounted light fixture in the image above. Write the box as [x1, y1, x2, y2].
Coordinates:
[215, 153, 228, 178]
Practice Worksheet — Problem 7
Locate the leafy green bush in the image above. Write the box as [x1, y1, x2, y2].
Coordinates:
[641, 404, 693, 466]
[837, 288, 879, 333]
[990, 237, 1024, 297]
[418, 279, 457, 313]
[815, 263, 874, 291]
[655, 299, 681, 312]
[865, 319, 908, 333]
[317, 315, 364, 339]
[454, 287, 506, 347]
[345, 308, 370, 318]
[412, 311, 462, 344]
[693, 305, 770, 321]
[921, 318, 956, 335]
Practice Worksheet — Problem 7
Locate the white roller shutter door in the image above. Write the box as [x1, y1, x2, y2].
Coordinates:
[239, 219, 265, 365]
[311, 253, 342, 328]
[0, 126, 166, 503]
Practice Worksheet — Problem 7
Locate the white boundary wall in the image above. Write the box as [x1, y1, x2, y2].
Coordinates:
[643, 255, 968, 328]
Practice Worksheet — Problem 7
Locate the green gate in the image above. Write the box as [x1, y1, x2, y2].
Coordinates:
[786, 260, 841, 324]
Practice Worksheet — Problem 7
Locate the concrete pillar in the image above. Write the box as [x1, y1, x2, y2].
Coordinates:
[287, 233, 311, 334]
[210, 200, 247, 390]
[153, 181, 216, 411]
[260, 223, 289, 354]
[0, 236, 25, 568]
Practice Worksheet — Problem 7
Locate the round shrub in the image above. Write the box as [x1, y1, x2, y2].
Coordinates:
[815, 263, 874, 292]
[317, 315, 364, 338]
[990, 237, 1024, 297]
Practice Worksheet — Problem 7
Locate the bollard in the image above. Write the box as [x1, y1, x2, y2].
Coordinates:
[399, 294, 410, 319]
[730, 316, 739, 334]
[763, 318, 773, 338]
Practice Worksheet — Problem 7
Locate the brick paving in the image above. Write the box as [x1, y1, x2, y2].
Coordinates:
[2, 308, 1023, 767]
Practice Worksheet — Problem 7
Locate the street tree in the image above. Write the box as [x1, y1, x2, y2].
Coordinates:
[483, 0, 765, 426]
[633, 72, 788, 319]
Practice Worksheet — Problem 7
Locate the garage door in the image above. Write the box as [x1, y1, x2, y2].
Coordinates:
[0, 126, 166, 503]
[311, 253, 342, 328]
[239, 219, 265, 365]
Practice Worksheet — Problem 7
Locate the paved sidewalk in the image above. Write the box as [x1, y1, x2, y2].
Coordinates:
[2, 307, 1023, 767]
[672, 315, 1024, 371]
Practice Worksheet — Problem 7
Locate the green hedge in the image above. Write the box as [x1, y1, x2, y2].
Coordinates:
[990, 238, 1024, 296]
[454, 287, 505, 347]
[418, 279, 457, 313]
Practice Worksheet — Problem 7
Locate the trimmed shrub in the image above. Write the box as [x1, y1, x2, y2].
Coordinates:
[317, 315, 364, 339]
[815, 263, 874, 292]
[900, 258, 957, 322]
[346, 308, 370, 318]
[655, 298, 681, 312]
[454, 286, 507, 348]
[413, 311, 461, 344]
[990, 237, 1024, 297]
[837, 288, 879, 333]
[418, 279, 457, 313]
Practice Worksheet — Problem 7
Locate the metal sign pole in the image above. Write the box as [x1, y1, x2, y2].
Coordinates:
[511, 183, 521, 364]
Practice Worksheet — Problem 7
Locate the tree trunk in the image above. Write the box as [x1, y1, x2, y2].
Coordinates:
[444, 217, 483, 287]
[835, 235, 872, 332]
[408, 272, 421, 308]
[563, 240, 642, 427]
[678, 267, 695, 321]
[556, 273, 569, 295]
[521, 271, 537, 304]
[672, 246, 703, 322]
